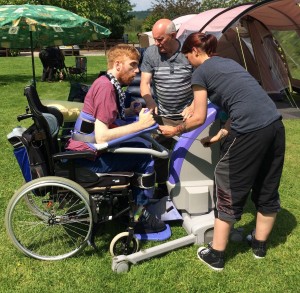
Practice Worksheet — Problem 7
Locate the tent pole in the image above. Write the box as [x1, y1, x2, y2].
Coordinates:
[30, 31, 36, 88]
[236, 26, 248, 71]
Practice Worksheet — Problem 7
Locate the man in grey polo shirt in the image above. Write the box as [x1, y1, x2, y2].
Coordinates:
[140, 18, 194, 197]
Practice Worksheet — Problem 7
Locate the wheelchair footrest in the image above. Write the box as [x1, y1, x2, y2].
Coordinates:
[134, 224, 171, 241]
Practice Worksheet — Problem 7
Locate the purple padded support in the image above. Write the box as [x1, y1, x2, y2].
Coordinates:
[107, 123, 158, 148]
[169, 103, 218, 185]
[134, 224, 171, 241]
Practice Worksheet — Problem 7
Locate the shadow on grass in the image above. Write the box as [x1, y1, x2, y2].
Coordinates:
[60, 202, 297, 263]
[0, 74, 36, 84]
[0, 72, 100, 86]
[226, 199, 297, 261]
[81, 218, 185, 259]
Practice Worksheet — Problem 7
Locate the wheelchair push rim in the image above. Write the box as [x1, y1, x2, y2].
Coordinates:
[5, 176, 93, 261]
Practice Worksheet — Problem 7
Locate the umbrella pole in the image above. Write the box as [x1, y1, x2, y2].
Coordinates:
[30, 31, 36, 87]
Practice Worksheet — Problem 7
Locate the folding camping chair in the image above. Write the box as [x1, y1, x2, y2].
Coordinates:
[67, 56, 87, 81]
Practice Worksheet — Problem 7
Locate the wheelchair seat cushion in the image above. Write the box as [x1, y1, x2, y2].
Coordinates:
[43, 100, 83, 122]
[55, 161, 134, 187]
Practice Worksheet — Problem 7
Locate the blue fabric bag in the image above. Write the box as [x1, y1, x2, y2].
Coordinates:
[13, 146, 31, 182]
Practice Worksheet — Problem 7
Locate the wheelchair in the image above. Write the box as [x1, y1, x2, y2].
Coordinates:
[5, 85, 168, 261]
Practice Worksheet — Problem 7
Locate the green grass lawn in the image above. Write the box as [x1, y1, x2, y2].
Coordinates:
[0, 55, 300, 293]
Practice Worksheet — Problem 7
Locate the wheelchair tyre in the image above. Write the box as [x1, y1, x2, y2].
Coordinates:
[109, 232, 139, 256]
[5, 176, 93, 261]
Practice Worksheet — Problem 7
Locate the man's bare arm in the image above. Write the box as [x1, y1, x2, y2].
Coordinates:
[140, 72, 158, 113]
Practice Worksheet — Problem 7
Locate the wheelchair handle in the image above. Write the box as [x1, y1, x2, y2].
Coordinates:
[17, 113, 33, 122]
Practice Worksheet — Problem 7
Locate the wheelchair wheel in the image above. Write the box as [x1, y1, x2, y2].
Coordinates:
[5, 176, 93, 261]
[109, 232, 139, 256]
[23, 192, 50, 219]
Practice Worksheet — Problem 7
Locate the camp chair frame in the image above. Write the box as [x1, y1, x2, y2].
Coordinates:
[67, 56, 87, 81]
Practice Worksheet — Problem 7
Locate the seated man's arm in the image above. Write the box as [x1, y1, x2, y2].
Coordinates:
[140, 72, 158, 114]
[94, 109, 155, 144]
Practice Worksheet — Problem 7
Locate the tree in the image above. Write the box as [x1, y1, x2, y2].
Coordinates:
[0, 0, 134, 38]
[142, 0, 265, 31]
[142, 0, 202, 31]
[201, 0, 262, 11]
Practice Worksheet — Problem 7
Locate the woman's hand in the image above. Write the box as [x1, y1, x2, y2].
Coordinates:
[181, 105, 194, 121]
[200, 128, 228, 147]
[158, 125, 178, 137]
[200, 136, 215, 147]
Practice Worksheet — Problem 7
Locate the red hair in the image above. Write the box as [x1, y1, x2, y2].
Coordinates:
[182, 32, 218, 57]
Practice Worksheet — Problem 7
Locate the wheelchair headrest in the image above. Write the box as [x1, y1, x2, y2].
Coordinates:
[24, 85, 64, 127]
[42, 113, 59, 137]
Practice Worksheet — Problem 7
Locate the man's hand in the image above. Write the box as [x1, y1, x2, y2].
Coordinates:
[130, 101, 142, 115]
[138, 108, 155, 129]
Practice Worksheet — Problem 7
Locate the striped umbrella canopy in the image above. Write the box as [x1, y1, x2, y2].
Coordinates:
[0, 4, 111, 86]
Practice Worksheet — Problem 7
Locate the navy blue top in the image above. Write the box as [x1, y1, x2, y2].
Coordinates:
[191, 56, 281, 133]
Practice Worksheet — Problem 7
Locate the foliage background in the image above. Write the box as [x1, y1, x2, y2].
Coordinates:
[0, 0, 134, 38]
[0, 0, 266, 40]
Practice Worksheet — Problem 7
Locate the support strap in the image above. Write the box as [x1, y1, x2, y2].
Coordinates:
[131, 172, 156, 189]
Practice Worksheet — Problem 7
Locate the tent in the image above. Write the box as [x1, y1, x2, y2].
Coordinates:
[138, 14, 197, 48]
[176, 0, 300, 101]
[176, 7, 229, 41]
[138, 31, 154, 48]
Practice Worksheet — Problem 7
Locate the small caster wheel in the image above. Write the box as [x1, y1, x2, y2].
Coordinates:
[113, 260, 130, 273]
[109, 232, 139, 256]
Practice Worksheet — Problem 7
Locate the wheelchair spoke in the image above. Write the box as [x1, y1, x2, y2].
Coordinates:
[5, 177, 93, 261]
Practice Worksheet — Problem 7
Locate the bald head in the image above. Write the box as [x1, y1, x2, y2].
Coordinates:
[152, 18, 178, 56]
[152, 19, 176, 35]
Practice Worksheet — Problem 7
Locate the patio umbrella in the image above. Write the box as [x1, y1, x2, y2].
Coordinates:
[0, 4, 111, 86]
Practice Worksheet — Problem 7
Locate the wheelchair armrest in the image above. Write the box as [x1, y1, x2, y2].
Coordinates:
[168, 103, 219, 184]
[52, 150, 96, 161]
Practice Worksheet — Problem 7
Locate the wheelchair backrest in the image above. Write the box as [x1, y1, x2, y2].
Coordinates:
[22, 85, 63, 178]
